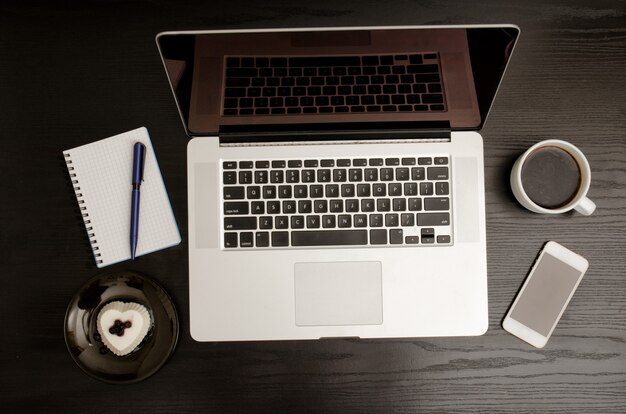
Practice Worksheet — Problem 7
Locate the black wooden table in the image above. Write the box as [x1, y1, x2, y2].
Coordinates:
[2, 1, 625, 412]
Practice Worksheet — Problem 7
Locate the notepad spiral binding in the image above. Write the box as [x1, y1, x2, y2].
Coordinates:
[64, 153, 103, 265]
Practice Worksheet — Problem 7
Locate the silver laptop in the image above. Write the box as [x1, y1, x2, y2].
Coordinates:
[156, 25, 519, 341]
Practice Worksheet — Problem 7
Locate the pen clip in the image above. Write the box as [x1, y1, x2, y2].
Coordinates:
[132, 142, 146, 185]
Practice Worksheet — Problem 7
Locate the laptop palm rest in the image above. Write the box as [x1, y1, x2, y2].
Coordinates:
[294, 261, 383, 327]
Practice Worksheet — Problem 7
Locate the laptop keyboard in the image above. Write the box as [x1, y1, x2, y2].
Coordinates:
[223, 54, 445, 116]
[221, 156, 452, 249]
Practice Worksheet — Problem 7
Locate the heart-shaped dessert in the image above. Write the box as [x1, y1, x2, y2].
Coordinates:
[97, 301, 151, 356]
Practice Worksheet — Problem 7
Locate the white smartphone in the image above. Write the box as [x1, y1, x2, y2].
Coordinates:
[502, 241, 589, 348]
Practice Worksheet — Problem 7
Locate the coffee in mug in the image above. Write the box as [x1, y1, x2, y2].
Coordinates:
[510, 140, 595, 215]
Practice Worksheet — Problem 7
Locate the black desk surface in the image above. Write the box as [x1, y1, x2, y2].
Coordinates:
[2, 1, 625, 412]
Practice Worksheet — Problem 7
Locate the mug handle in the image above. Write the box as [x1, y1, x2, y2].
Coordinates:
[574, 196, 596, 216]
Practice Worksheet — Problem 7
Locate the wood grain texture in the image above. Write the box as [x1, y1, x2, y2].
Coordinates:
[1, 0, 625, 412]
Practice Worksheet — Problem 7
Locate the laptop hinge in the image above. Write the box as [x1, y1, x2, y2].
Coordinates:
[218, 121, 451, 145]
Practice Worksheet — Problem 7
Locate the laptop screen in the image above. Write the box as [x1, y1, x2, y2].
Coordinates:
[156, 26, 519, 136]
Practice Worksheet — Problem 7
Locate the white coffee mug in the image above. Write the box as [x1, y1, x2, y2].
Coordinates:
[510, 139, 596, 215]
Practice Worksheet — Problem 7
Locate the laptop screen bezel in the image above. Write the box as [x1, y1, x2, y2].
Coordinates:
[156, 24, 520, 137]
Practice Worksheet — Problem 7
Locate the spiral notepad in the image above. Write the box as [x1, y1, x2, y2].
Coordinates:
[63, 127, 181, 267]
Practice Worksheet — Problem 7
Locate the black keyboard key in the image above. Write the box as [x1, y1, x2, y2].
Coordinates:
[421, 228, 435, 237]
[223, 171, 237, 184]
[417, 213, 450, 226]
[267, 201, 280, 214]
[407, 64, 439, 74]
[278, 185, 292, 198]
[427, 167, 449, 180]
[389, 229, 403, 244]
[422, 94, 444, 104]
[224, 186, 245, 200]
[370, 229, 387, 245]
[330, 199, 343, 213]
[341, 184, 355, 197]
[418, 157, 432, 165]
[224, 217, 257, 230]
[420, 182, 434, 195]
[307, 215, 321, 229]
[291, 215, 305, 229]
[369, 214, 383, 227]
[288, 160, 302, 168]
[424, 197, 450, 211]
[272, 160, 286, 168]
[389, 183, 403, 196]
[298, 200, 312, 213]
[401, 158, 416, 166]
[338, 215, 352, 228]
[302, 170, 315, 183]
[353, 158, 367, 166]
[372, 183, 386, 197]
[271, 231, 289, 247]
[434, 157, 448, 165]
[414, 74, 441, 83]
[286, 170, 299, 183]
[246, 186, 260, 199]
[256, 232, 270, 247]
[283, 200, 296, 214]
[385, 158, 400, 166]
[401, 213, 414, 226]
[436, 182, 449, 195]
[317, 169, 331, 182]
[385, 213, 399, 227]
[362, 199, 375, 212]
[409, 198, 422, 211]
[380, 168, 394, 181]
[369, 158, 384, 166]
[395, 168, 409, 181]
[275, 216, 288, 229]
[321, 159, 335, 167]
[239, 171, 252, 184]
[314, 200, 328, 213]
[364, 168, 378, 181]
[259, 216, 273, 229]
[224, 232, 238, 248]
[251, 201, 264, 214]
[405, 235, 420, 244]
[404, 182, 418, 196]
[393, 198, 406, 211]
[337, 159, 351, 167]
[345, 198, 359, 212]
[411, 167, 425, 180]
[333, 169, 347, 182]
[377, 198, 391, 212]
[409, 55, 423, 64]
[325, 184, 339, 198]
[223, 161, 237, 169]
[310, 185, 323, 198]
[270, 170, 284, 183]
[357, 184, 371, 197]
[353, 214, 367, 227]
[437, 235, 451, 244]
[224, 202, 249, 215]
[254, 170, 268, 184]
[225, 88, 246, 98]
[349, 169, 363, 182]
[294, 185, 308, 198]
[240, 232, 254, 247]
[263, 185, 276, 199]
[291, 230, 367, 246]
[304, 159, 318, 167]
[322, 215, 336, 228]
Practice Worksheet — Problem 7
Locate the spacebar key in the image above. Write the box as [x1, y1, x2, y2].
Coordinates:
[291, 230, 368, 246]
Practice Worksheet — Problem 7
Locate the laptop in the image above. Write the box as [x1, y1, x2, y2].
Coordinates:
[156, 25, 520, 341]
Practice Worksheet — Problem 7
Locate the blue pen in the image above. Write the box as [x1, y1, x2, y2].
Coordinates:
[130, 142, 146, 260]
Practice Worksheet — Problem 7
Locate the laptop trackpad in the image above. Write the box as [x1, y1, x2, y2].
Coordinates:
[294, 261, 382, 326]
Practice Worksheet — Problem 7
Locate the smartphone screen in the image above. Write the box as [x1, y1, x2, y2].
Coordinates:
[509, 252, 584, 336]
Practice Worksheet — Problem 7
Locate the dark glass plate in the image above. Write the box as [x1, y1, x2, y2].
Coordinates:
[64, 272, 179, 384]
